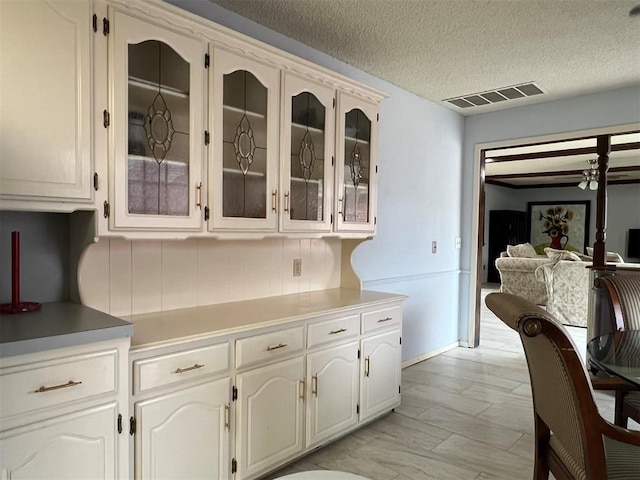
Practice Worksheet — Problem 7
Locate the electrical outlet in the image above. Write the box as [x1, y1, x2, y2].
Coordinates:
[293, 258, 302, 277]
[432, 241, 437, 254]
[455, 237, 462, 249]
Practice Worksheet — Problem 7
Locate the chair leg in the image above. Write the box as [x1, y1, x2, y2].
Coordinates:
[614, 390, 629, 428]
[534, 416, 550, 480]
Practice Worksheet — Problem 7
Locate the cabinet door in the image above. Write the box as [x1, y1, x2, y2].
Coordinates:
[109, 9, 205, 230]
[0, 403, 118, 479]
[0, 0, 92, 202]
[236, 357, 304, 479]
[335, 93, 378, 233]
[209, 47, 280, 231]
[360, 329, 401, 422]
[280, 74, 335, 233]
[135, 377, 230, 480]
[306, 341, 359, 448]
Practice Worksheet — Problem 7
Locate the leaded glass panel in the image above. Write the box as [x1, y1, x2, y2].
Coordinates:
[222, 70, 268, 218]
[343, 108, 370, 223]
[290, 92, 325, 221]
[127, 40, 190, 216]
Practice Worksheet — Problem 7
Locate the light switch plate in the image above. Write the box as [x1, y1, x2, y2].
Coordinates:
[432, 241, 437, 254]
[455, 237, 462, 249]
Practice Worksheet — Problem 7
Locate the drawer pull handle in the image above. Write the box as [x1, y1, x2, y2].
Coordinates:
[365, 357, 371, 377]
[35, 380, 82, 393]
[377, 317, 393, 323]
[174, 363, 204, 374]
[312, 374, 318, 396]
[329, 328, 347, 335]
[224, 404, 231, 430]
[266, 343, 287, 351]
[299, 379, 305, 400]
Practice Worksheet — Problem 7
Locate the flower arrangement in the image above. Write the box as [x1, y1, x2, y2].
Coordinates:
[539, 206, 574, 250]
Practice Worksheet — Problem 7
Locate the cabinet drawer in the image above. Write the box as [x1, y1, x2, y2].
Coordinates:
[1, 349, 117, 419]
[361, 305, 402, 333]
[133, 342, 229, 394]
[307, 314, 359, 349]
[236, 326, 304, 369]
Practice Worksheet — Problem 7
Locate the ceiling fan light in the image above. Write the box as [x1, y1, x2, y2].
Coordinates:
[589, 180, 598, 190]
[578, 180, 588, 190]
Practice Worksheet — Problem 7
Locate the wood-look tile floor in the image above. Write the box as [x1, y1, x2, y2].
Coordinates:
[263, 286, 638, 480]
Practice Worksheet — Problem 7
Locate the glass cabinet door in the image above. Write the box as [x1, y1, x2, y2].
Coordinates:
[281, 74, 335, 232]
[335, 93, 378, 233]
[209, 48, 279, 231]
[110, 10, 205, 230]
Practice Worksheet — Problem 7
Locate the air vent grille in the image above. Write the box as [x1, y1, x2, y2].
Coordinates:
[445, 82, 544, 109]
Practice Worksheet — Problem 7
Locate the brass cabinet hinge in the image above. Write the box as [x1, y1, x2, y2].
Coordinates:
[93, 172, 99, 191]
[129, 416, 136, 435]
[231, 458, 237, 474]
[232, 385, 238, 401]
[103, 110, 110, 128]
[204, 53, 210, 69]
[92, 14, 97, 32]
[103, 17, 109, 36]
[204, 130, 210, 145]
[103, 201, 110, 218]
[204, 206, 210, 221]
[117, 413, 122, 434]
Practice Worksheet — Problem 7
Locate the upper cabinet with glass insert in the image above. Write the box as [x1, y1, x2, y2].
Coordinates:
[109, 9, 206, 230]
[208, 48, 280, 231]
[335, 93, 378, 233]
[280, 74, 335, 233]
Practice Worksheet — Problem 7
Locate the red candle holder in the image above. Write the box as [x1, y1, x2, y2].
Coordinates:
[1, 231, 42, 314]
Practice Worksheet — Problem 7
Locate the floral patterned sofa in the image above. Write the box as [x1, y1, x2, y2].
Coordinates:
[494, 243, 552, 305]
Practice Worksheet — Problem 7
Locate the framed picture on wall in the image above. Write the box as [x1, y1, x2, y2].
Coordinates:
[527, 200, 590, 254]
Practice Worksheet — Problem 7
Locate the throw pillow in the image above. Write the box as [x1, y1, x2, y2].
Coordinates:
[506, 243, 538, 258]
[586, 247, 624, 263]
[544, 247, 581, 262]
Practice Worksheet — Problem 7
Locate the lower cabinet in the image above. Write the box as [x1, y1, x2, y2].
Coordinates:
[235, 357, 305, 479]
[306, 341, 359, 448]
[134, 377, 231, 480]
[360, 329, 402, 422]
[0, 402, 119, 479]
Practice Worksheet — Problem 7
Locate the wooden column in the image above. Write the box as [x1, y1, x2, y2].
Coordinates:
[592, 135, 610, 268]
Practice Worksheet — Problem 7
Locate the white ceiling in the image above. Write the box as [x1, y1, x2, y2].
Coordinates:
[209, 0, 640, 115]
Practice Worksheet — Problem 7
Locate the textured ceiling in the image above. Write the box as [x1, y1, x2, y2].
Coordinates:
[209, 0, 640, 115]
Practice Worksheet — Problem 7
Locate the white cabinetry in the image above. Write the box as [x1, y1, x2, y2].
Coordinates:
[130, 340, 231, 479]
[134, 377, 230, 480]
[107, 7, 206, 231]
[306, 341, 359, 448]
[236, 357, 305, 479]
[0, 0, 93, 206]
[0, 338, 130, 480]
[360, 330, 401, 422]
[209, 47, 280, 232]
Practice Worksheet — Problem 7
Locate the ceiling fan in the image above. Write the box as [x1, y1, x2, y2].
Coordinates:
[578, 159, 598, 190]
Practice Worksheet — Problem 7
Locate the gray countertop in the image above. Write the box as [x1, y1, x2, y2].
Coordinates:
[0, 302, 133, 358]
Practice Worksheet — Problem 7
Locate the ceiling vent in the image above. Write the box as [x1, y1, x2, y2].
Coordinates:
[445, 82, 544, 109]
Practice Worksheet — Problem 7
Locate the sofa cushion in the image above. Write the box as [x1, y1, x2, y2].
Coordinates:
[586, 247, 624, 263]
[507, 242, 538, 258]
[544, 247, 582, 262]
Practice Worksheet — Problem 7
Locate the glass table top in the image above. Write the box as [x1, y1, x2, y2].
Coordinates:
[587, 330, 640, 388]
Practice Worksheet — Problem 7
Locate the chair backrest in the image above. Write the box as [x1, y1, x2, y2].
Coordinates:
[485, 293, 607, 479]
[599, 271, 640, 331]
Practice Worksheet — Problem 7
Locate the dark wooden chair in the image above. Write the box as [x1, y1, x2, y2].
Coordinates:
[485, 292, 640, 480]
[591, 271, 640, 428]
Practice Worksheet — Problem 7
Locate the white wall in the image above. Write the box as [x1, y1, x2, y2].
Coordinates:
[482, 183, 640, 282]
[462, 85, 640, 342]
[168, 0, 466, 361]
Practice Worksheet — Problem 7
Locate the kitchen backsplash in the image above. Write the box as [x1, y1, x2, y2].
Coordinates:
[78, 237, 342, 317]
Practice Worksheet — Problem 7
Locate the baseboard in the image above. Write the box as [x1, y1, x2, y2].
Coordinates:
[401, 341, 460, 368]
